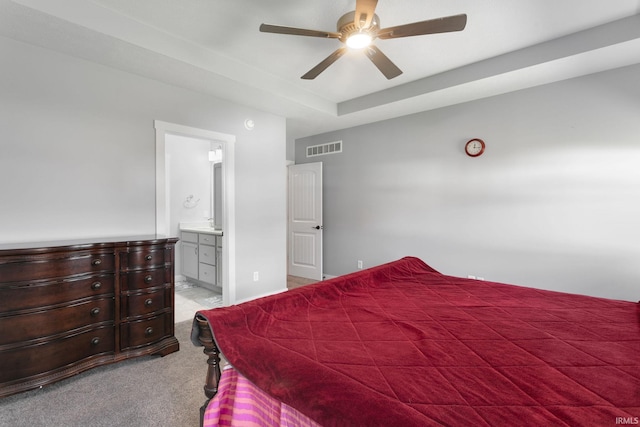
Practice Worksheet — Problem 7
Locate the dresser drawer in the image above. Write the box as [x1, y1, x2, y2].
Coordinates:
[0, 274, 114, 312]
[120, 267, 172, 291]
[121, 246, 171, 270]
[0, 297, 114, 346]
[0, 251, 115, 283]
[0, 325, 114, 384]
[120, 289, 170, 320]
[120, 314, 172, 350]
[198, 244, 216, 265]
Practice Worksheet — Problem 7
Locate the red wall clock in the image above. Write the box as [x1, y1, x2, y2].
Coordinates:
[465, 138, 485, 157]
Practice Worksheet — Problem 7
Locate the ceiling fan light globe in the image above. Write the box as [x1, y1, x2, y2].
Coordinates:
[346, 32, 372, 49]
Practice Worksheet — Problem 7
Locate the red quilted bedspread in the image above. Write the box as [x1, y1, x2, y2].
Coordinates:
[197, 257, 640, 426]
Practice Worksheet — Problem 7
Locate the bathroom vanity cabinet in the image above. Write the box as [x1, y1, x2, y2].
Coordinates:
[180, 229, 222, 289]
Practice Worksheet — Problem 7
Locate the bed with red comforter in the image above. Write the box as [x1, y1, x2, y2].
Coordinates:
[192, 257, 640, 426]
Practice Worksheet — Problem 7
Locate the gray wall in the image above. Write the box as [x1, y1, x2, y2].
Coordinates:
[296, 64, 640, 302]
[0, 35, 287, 302]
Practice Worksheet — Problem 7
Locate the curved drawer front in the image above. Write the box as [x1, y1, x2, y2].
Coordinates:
[122, 246, 171, 270]
[120, 314, 172, 350]
[120, 267, 171, 291]
[0, 274, 115, 312]
[0, 325, 114, 384]
[120, 288, 170, 320]
[0, 298, 115, 345]
[0, 251, 115, 283]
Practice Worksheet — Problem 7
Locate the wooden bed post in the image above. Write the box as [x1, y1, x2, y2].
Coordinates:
[195, 314, 221, 427]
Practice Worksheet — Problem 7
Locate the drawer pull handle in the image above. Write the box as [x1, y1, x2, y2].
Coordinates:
[91, 282, 102, 290]
[144, 298, 153, 307]
[145, 254, 153, 261]
[144, 275, 153, 283]
[91, 337, 100, 346]
[91, 259, 102, 266]
[145, 327, 154, 336]
[90, 307, 101, 316]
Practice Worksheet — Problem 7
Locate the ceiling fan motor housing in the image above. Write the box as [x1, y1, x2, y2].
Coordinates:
[337, 11, 380, 43]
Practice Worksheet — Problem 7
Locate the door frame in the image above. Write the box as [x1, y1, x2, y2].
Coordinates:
[154, 120, 236, 305]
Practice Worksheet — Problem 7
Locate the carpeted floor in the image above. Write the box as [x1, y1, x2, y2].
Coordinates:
[0, 321, 207, 427]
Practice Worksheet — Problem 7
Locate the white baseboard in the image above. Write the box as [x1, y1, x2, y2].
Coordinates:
[235, 287, 288, 305]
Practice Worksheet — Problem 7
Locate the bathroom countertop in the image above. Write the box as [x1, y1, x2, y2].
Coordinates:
[179, 224, 223, 236]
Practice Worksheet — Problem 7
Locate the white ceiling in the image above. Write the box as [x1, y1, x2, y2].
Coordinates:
[1, 0, 639, 140]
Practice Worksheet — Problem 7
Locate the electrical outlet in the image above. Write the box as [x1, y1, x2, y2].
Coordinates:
[357, 260, 363, 269]
[253, 271, 259, 281]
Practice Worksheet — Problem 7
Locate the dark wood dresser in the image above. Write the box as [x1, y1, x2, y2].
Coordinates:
[0, 236, 179, 398]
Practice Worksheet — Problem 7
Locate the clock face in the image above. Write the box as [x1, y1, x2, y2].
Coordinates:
[465, 139, 485, 157]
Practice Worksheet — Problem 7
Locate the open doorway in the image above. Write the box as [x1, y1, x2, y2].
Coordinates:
[154, 120, 236, 305]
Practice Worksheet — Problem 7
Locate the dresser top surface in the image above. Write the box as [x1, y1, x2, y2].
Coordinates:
[0, 235, 178, 252]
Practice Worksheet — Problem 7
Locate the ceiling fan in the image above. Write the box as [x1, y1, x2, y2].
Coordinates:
[259, 0, 467, 80]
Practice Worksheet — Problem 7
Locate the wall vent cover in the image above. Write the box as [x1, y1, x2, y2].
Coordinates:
[306, 141, 342, 157]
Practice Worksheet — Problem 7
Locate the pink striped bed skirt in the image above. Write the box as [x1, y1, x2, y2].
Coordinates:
[204, 366, 321, 427]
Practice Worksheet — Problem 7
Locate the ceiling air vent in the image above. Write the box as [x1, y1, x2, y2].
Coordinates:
[306, 141, 342, 158]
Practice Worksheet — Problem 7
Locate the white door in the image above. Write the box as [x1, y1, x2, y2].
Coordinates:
[288, 162, 323, 280]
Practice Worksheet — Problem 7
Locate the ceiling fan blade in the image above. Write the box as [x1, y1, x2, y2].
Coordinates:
[259, 23, 341, 39]
[377, 14, 467, 39]
[354, 0, 378, 29]
[364, 45, 402, 79]
[301, 47, 348, 80]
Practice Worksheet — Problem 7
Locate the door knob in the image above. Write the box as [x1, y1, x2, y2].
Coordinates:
[312, 225, 323, 230]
